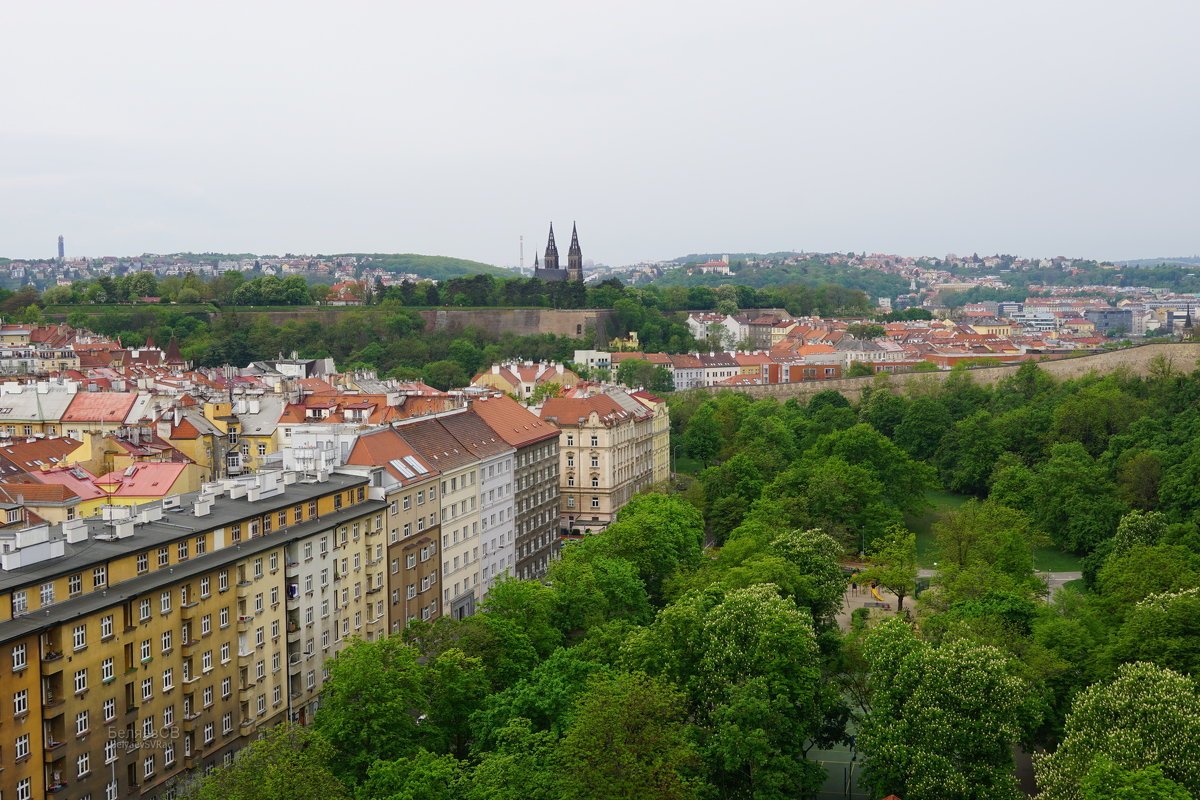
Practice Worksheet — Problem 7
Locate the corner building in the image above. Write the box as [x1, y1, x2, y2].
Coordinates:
[0, 470, 383, 800]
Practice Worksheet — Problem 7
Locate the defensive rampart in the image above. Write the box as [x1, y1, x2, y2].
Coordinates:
[687, 343, 1200, 403]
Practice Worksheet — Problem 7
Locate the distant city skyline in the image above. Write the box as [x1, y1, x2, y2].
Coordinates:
[3, 2, 1198, 267]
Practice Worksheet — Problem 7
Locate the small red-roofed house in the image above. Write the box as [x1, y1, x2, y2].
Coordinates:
[95, 462, 200, 507]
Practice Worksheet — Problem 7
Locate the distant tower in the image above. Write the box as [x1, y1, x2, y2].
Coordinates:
[543, 223, 560, 272]
[57, 235, 64, 262]
[567, 222, 583, 282]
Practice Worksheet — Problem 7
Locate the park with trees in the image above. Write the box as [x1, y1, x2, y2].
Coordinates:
[177, 357, 1200, 799]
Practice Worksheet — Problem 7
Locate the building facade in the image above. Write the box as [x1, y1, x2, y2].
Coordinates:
[0, 470, 382, 800]
[472, 395, 561, 580]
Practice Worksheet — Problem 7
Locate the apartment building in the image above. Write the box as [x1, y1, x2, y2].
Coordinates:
[394, 416, 482, 621]
[342, 428, 443, 633]
[538, 391, 661, 533]
[472, 395, 561, 580]
[441, 411, 514, 599]
[0, 470, 381, 800]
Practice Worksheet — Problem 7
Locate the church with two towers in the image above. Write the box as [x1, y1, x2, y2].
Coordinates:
[532, 222, 584, 282]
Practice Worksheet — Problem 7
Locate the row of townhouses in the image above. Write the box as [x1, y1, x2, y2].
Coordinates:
[0, 385, 669, 800]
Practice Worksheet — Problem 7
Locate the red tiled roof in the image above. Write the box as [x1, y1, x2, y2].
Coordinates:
[95, 462, 188, 497]
[470, 394, 560, 448]
[62, 392, 138, 423]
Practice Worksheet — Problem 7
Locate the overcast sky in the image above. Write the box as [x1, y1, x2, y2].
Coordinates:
[4, 1, 1198, 266]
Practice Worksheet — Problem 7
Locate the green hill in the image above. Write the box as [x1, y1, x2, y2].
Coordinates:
[334, 253, 515, 281]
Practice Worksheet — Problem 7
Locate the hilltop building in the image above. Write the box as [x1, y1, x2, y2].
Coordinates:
[532, 223, 584, 283]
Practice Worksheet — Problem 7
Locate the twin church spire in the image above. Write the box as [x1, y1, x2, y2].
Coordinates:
[534, 222, 583, 282]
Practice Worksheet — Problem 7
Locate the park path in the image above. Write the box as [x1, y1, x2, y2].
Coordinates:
[835, 570, 1083, 632]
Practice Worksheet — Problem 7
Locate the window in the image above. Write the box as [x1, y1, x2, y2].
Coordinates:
[222, 677, 232, 698]
[178, 540, 189, 560]
[204, 722, 215, 744]
[158, 547, 170, 567]
[136, 552, 149, 573]
[14, 688, 28, 715]
[74, 668, 88, 694]
[15, 733, 30, 759]
[231, 524, 242, 543]
[196, 535, 207, 555]
[591, 435, 598, 447]
[270, 587, 279, 606]
[102, 658, 114, 682]
[40, 581, 55, 607]
[139, 598, 151, 622]
[202, 651, 212, 672]
[201, 614, 212, 636]
[140, 639, 152, 661]
[69, 573, 83, 596]
[203, 686, 213, 707]
[103, 698, 116, 721]
[254, 558, 263, 579]
[11, 589, 27, 615]
[406, 553, 416, 569]
[141, 678, 153, 701]
[162, 668, 174, 691]
[93, 565, 107, 587]
[257, 695, 266, 715]
[164, 742, 176, 766]
[220, 607, 230, 628]
[160, 591, 172, 614]
[220, 643, 229, 663]
[161, 631, 172, 653]
[144, 754, 155, 778]
[256, 660, 265, 680]
[219, 570, 229, 592]
[101, 614, 113, 639]
[73, 624, 87, 650]
[222, 712, 233, 734]
[591, 496, 600, 509]
[200, 577, 210, 598]
[77, 751, 90, 777]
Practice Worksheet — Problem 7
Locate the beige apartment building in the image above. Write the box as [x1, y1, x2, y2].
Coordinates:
[538, 390, 665, 534]
[394, 414, 483, 620]
[343, 427, 444, 632]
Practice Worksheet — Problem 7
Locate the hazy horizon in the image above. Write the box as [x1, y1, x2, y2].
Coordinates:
[5, 1, 1198, 266]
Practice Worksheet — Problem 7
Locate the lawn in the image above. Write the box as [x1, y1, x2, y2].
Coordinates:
[906, 490, 970, 568]
[905, 489, 1081, 572]
[673, 456, 703, 475]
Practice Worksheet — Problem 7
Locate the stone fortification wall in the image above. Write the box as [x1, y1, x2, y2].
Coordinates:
[417, 308, 612, 345]
[688, 343, 1200, 403]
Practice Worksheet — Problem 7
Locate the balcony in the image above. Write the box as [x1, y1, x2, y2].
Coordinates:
[287, 654, 303, 676]
[236, 615, 254, 632]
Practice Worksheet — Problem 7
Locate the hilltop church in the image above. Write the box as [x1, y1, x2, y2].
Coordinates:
[533, 222, 584, 282]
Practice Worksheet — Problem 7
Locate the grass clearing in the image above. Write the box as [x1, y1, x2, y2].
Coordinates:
[673, 456, 703, 475]
[904, 489, 1080, 572]
[906, 490, 971, 568]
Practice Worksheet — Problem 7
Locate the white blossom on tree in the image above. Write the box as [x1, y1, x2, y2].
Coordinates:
[1034, 661, 1200, 800]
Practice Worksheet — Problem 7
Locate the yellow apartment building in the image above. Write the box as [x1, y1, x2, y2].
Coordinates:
[0, 469, 382, 800]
